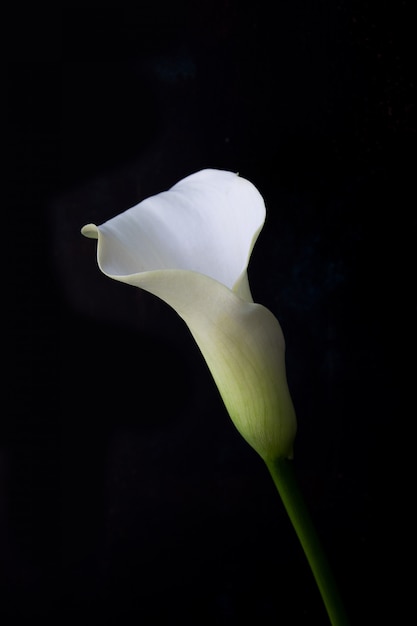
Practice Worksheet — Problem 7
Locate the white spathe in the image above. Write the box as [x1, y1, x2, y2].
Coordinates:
[82, 169, 297, 460]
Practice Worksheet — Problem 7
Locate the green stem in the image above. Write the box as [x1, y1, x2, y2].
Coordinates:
[264, 457, 350, 626]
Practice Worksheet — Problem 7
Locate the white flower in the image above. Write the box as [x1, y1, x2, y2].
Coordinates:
[82, 169, 297, 460]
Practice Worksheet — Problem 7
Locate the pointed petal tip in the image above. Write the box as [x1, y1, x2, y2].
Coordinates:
[81, 223, 99, 239]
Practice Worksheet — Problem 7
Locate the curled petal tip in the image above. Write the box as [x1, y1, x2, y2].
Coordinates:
[81, 223, 99, 239]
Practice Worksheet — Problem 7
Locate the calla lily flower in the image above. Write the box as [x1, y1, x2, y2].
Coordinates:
[81, 169, 296, 461]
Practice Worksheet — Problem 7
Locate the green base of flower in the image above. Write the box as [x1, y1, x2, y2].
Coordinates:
[264, 458, 350, 626]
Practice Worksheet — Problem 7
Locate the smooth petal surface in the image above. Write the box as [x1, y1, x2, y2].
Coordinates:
[82, 169, 297, 460]
[82, 169, 265, 299]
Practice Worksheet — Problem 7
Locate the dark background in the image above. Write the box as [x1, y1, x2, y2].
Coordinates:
[4, 2, 415, 624]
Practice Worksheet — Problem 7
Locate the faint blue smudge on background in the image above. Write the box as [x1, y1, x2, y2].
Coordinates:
[146, 45, 196, 84]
